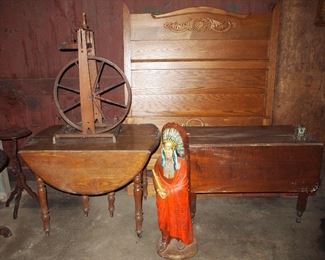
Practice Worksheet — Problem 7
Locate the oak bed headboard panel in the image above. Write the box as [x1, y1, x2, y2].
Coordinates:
[123, 4, 280, 129]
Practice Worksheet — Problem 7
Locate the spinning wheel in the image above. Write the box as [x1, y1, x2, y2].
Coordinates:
[54, 56, 131, 134]
[53, 14, 131, 137]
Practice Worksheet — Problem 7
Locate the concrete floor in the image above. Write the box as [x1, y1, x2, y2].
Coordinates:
[0, 181, 325, 260]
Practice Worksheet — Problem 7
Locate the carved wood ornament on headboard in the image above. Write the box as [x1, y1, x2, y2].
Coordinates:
[123, 4, 280, 129]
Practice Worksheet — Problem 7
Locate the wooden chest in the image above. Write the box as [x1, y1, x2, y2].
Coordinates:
[186, 125, 323, 221]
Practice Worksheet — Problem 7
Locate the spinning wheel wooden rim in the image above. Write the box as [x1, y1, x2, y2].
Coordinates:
[53, 56, 132, 133]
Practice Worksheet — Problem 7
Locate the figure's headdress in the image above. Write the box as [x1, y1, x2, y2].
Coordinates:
[162, 127, 185, 158]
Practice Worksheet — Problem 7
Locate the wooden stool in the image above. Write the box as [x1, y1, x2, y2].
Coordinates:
[0, 127, 38, 219]
[0, 149, 12, 238]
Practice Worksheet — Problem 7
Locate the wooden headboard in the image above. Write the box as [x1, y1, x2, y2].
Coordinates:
[123, 4, 280, 129]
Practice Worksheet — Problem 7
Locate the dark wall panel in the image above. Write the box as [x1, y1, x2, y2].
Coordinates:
[273, 0, 325, 141]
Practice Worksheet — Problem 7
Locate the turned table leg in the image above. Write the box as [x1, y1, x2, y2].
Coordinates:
[296, 192, 308, 223]
[134, 173, 143, 238]
[108, 192, 115, 217]
[82, 195, 89, 217]
[36, 176, 50, 235]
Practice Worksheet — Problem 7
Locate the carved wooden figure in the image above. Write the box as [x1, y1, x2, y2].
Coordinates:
[152, 123, 197, 259]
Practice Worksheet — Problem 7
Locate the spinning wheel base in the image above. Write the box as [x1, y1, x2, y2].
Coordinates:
[52, 125, 120, 144]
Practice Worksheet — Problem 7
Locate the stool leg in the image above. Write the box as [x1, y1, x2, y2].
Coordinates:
[5, 140, 20, 209]
[13, 184, 22, 219]
[5, 183, 18, 207]
[19, 171, 37, 200]
[6, 139, 38, 219]
[16, 140, 37, 200]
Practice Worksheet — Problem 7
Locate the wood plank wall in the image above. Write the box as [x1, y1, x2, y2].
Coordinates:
[124, 5, 279, 128]
[0, 0, 324, 159]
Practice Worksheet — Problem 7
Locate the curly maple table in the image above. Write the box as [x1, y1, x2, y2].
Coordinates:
[19, 124, 159, 236]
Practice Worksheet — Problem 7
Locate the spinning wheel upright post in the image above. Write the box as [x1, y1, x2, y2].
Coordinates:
[53, 14, 131, 142]
[77, 20, 97, 134]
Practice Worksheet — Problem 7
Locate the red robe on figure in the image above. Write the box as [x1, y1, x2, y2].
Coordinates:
[154, 157, 193, 245]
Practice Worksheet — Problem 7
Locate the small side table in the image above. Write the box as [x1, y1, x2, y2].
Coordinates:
[0, 149, 12, 238]
[0, 127, 38, 219]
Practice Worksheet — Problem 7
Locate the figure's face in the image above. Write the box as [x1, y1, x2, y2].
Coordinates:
[163, 141, 174, 160]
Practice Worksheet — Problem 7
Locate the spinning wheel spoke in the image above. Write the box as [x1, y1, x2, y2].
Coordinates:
[94, 81, 125, 96]
[63, 101, 81, 113]
[94, 96, 127, 109]
[58, 84, 80, 94]
[92, 61, 105, 91]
